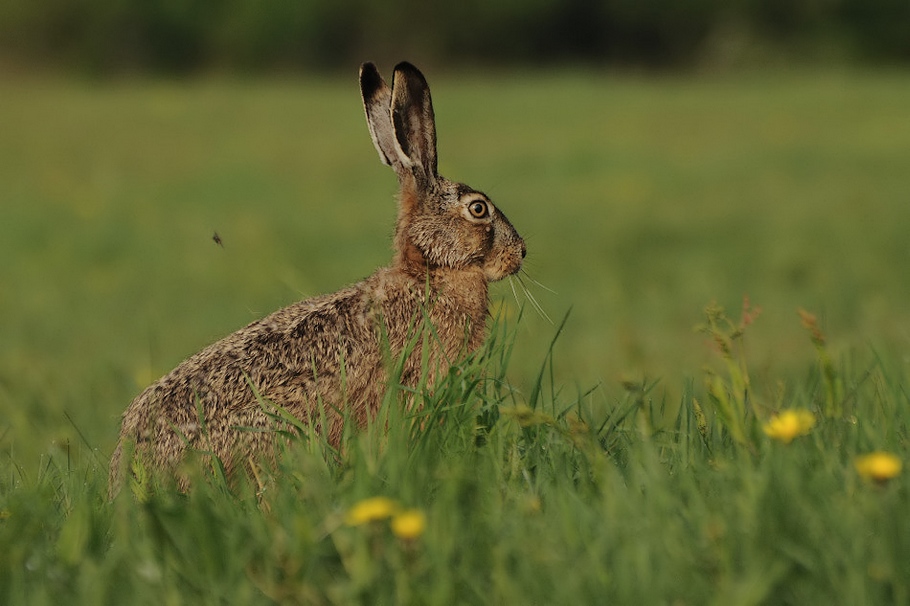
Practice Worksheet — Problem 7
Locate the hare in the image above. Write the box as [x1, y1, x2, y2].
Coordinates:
[108, 62, 526, 495]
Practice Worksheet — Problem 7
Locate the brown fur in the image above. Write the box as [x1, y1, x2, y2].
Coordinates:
[109, 62, 525, 496]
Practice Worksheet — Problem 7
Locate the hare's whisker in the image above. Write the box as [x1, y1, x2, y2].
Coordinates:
[508, 275, 522, 309]
[520, 269, 557, 294]
[517, 274, 553, 324]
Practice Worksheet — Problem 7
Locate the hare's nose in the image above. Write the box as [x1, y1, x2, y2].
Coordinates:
[520, 243, 527, 259]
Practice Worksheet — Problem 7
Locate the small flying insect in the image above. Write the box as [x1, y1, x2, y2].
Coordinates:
[212, 231, 224, 247]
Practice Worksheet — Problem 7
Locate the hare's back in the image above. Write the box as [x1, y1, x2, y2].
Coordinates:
[123, 285, 376, 441]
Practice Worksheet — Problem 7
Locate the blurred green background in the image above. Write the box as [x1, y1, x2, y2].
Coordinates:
[2, 0, 910, 72]
[2, 3, 910, 463]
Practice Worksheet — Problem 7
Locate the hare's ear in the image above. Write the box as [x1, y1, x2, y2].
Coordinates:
[390, 62, 438, 183]
[360, 62, 408, 173]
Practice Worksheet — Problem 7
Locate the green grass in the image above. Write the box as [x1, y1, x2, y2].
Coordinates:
[2, 314, 910, 604]
[2, 69, 910, 603]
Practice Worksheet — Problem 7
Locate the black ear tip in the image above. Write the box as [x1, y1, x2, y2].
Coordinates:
[393, 61, 417, 72]
[360, 62, 378, 79]
[359, 62, 383, 94]
[393, 61, 428, 84]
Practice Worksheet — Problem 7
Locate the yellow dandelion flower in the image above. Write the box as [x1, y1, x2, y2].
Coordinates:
[855, 452, 902, 483]
[345, 497, 399, 526]
[391, 509, 426, 540]
[763, 409, 815, 444]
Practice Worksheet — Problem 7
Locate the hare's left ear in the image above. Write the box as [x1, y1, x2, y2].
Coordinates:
[390, 62, 438, 184]
[361, 62, 408, 174]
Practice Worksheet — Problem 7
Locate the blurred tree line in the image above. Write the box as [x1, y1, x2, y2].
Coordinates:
[1, 0, 908, 73]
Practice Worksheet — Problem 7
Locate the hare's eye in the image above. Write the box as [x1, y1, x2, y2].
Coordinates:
[468, 201, 489, 219]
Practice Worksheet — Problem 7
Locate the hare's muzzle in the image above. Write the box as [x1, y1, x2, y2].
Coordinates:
[484, 220, 525, 282]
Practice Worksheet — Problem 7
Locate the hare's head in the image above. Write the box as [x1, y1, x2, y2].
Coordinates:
[360, 62, 525, 282]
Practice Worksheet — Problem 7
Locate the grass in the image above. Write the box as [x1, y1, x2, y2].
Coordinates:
[2, 68, 910, 603]
[2, 313, 910, 604]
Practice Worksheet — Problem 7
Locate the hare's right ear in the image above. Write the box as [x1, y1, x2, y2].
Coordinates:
[390, 62, 437, 184]
[360, 63, 408, 175]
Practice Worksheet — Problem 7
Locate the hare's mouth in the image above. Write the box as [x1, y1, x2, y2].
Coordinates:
[484, 248, 525, 282]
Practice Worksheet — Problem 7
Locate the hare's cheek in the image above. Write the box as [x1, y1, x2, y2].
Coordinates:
[480, 225, 496, 253]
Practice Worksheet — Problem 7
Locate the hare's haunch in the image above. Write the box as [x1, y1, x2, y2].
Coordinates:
[109, 62, 525, 495]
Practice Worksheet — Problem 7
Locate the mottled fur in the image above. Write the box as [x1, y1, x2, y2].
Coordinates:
[109, 62, 525, 495]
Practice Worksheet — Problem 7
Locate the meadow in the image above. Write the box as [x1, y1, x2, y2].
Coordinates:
[2, 68, 910, 603]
